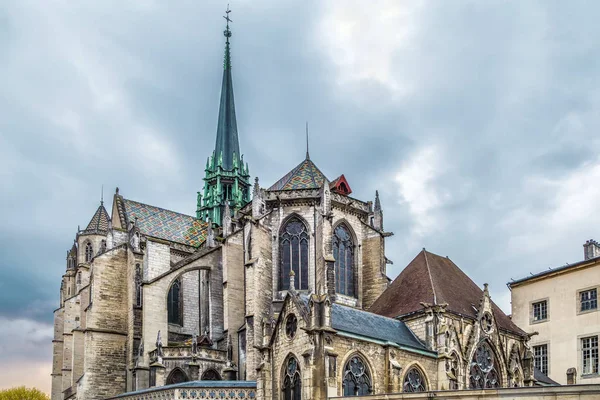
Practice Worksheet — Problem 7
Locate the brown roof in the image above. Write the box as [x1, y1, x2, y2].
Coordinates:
[369, 249, 525, 337]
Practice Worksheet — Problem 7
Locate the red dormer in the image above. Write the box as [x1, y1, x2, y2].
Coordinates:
[330, 174, 352, 196]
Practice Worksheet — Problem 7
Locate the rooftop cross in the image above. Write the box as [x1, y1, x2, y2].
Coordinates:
[223, 5, 232, 43]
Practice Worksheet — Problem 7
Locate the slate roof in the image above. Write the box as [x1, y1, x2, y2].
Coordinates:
[121, 198, 208, 247]
[82, 203, 110, 234]
[534, 367, 559, 386]
[369, 249, 526, 337]
[331, 303, 431, 353]
[269, 158, 328, 191]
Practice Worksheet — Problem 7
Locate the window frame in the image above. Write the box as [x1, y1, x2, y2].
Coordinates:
[530, 298, 549, 324]
[277, 216, 310, 292]
[532, 343, 549, 377]
[333, 223, 357, 298]
[167, 278, 183, 326]
[579, 334, 599, 377]
[577, 286, 599, 315]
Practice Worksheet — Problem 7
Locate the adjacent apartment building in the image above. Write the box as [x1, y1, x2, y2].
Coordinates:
[508, 240, 600, 385]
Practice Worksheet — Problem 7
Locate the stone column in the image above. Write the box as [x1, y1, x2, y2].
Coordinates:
[150, 362, 166, 387]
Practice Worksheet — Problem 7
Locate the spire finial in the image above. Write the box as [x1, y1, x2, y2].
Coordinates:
[222, 5, 233, 69]
[101, 184, 104, 205]
[305, 121, 310, 160]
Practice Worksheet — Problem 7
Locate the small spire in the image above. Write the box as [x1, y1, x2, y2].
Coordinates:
[374, 190, 381, 211]
[101, 184, 104, 205]
[305, 122, 310, 160]
[223, 5, 232, 69]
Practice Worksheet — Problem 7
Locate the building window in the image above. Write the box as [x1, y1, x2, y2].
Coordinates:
[446, 352, 459, 390]
[85, 242, 93, 262]
[469, 341, 500, 389]
[278, 217, 309, 291]
[282, 356, 301, 400]
[533, 344, 548, 376]
[582, 336, 598, 375]
[201, 369, 222, 380]
[342, 355, 372, 396]
[166, 368, 188, 384]
[403, 367, 427, 392]
[101, 239, 107, 252]
[135, 264, 142, 307]
[532, 300, 548, 322]
[77, 272, 82, 285]
[285, 314, 298, 339]
[580, 289, 598, 312]
[167, 278, 182, 326]
[333, 224, 355, 297]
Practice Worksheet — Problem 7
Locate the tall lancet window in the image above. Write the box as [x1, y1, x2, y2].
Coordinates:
[333, 224, 355, 297]
[85, 242, 93, 262]
[167, 278, 182, 326]
[282, 356, 301, 400]
[278, 217, 309, 291]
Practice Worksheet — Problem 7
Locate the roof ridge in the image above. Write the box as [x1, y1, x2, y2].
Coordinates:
[123, 197, 199, 220]
[423, 250, 437, 304]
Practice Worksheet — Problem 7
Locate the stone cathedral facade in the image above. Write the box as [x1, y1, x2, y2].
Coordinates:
[52, 17, 545, 400]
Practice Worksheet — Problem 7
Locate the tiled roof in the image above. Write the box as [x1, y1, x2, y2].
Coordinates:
[534, 367, 559, 386]
[82, 203, 110, 234]
[268, 158, 328, 191]
[331, 303, 431, 353]
[369, 250, 526, 337]
[122, 198, 208, 247]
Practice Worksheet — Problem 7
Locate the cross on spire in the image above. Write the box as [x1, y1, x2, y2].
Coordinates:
[223, 5, 232, 43]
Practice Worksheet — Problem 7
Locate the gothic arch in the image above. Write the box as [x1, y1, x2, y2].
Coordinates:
[401, 362, 430, 393]
[166, 367, 189, 385]
[467, 339, 505, 388]
[201, 368, 221, 380]
[446, 351, 462, 390]
[332, 221, 357, 297]
[167, 278, 183, 326]
[338, 351, 375, 396]
[278, 214, 310, 291]
[84, 241, 94, 262]
[281, 353, 302, 400]
[332, 218, 358, 244]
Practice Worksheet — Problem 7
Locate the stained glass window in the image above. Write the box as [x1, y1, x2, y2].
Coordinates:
[166, 368, 188, 384]
[282, 356, 301, 400]
[469, 341, 500, 389]
[403, 367, 426, 392]
[343, 355, 372, 396]
[286, 314, 298, 339]
[168, 278, 182, 325]
[85, 242, 93, 262]
[279, 218, 309, 291]
[333, 224, 355, 297]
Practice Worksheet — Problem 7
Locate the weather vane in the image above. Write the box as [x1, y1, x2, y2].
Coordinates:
[223, 4, 232, 41]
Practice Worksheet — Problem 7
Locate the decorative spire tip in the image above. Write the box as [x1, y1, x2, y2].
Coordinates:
[305, 121, 310, 160]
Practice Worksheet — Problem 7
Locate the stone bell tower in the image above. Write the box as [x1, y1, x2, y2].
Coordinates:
[197, 9, 250, 226]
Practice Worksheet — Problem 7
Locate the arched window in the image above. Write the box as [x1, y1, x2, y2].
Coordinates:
[446, 352, 460, 390]
[135, 264, 142, 307]
[469, 341, 501, 389]
[282, 356, 301, 400]
[403, 366, 427, 392]
[201, 369, 222, 380]
[333, 224, 355, 297]
[342, 355, 372, 396]
[167, 278, 182, 325]
[279, 217, 309, 291]
[77, 272, 82, 285]
[101, 240, 107, 252]
[85, 242, 93, 262]
[166, 368, 188, 385]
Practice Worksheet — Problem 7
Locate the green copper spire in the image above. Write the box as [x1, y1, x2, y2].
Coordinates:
[197, 6, 251, 226]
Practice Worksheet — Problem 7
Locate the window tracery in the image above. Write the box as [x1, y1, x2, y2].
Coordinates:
[85, 242, 93, 262]
[446, 352, 460, 390]
[285, 314, 297, 339]
[279, 217, 309, 291]
[333, 224, 355, 297]
[282, 356, 301, 400]
[167, 278, 182, 325]
[166, 368, 188, 384]
[403, 367, 426, 392]
[201, 369, 221, 380]
[342, 355, 372, 396]
[469, 341, 501, 389]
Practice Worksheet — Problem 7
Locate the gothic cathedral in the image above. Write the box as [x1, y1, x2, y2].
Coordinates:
[52, 13, 540, 400]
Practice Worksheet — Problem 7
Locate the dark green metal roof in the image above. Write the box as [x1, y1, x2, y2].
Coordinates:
[213, 23, 240, 171]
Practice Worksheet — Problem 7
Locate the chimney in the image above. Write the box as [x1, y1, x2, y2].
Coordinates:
[583, 239, 600, 260]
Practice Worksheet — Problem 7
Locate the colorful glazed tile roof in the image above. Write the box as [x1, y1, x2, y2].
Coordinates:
[122, 198, 208, 247]
[268, 158, 328, 191]
[83, 203, 110, 234]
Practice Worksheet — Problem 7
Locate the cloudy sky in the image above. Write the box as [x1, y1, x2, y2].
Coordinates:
[1, 0, 600, 392]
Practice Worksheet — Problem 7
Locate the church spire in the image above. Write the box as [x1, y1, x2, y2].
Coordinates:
[214, 4, 240, 171]
[198, 6, 251, 226]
